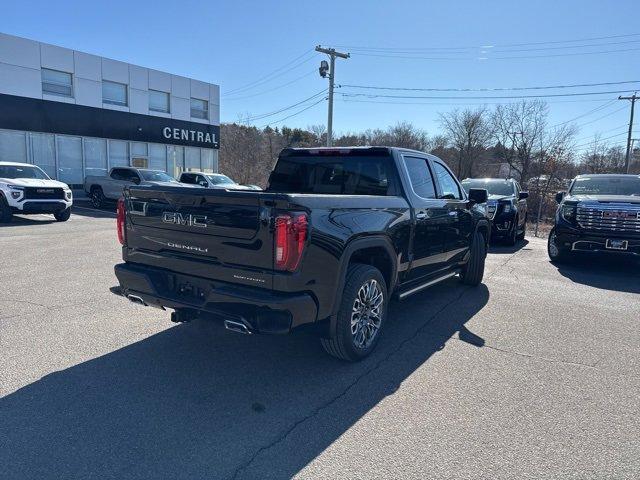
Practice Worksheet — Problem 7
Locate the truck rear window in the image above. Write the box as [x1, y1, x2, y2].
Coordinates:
[267, 154, 397, 196]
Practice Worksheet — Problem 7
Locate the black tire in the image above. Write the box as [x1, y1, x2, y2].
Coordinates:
[90, 186, 105, 209]
[0, 195, 12, 223]
[517, 214, 527, 240]
[505, 216, 518, 246]
[547, 227, 570, 264]
[320, 263, 387, 362]
[460, 230, 487, 286]
[54, 207, 71, 222]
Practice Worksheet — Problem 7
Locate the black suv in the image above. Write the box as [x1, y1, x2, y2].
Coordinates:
[548, 174, 640, 262]
[462, 178, 529, 245]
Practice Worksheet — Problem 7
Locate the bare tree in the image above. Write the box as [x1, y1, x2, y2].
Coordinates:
[439, 107, 492, 178]
[578, 136, 626, 173]
[492, 100, 548, 182]
[530, 124, 577, 236]
[308, 124, 327, 146]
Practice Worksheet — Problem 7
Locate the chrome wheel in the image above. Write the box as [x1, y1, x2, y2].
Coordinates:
[351, 279, 384, 349]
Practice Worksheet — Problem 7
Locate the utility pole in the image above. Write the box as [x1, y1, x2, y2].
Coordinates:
[619, 92, 637, 174]
[316, 45, 349, 147]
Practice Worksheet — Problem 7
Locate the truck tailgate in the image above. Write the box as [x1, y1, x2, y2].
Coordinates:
[124, 186, 276, 288]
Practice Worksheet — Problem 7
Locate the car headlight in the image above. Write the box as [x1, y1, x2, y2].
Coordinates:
[65, 189, 73, 200]
[6, 185, 24, 199]
[561, 205, 576, 223]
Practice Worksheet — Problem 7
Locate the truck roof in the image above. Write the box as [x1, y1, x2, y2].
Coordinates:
[0, 161, 33, 167]
[575, 173, 640, 178]
[281, 146, 429, 156]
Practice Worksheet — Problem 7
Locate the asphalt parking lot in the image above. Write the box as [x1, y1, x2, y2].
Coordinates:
[1, 207, 639, 480]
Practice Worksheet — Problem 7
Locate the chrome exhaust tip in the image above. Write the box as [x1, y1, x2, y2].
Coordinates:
[126, 294, 146, 306]
[224, 319, 252, 335]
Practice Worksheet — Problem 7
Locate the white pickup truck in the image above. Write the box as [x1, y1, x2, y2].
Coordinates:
[84, 167, 180, 208]
[178, 171, 261, 190]
[0, 162, 73, 223]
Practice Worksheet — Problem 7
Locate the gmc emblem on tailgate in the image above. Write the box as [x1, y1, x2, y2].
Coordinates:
[162, 212, 208, 228]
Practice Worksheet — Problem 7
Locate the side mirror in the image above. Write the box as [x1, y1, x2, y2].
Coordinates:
[468, 188, 488, 204]
[132, 177, 141, 185]
[555, 191, 565, 204]
[198, 180, 208, 187]
[519, 191, 529, 200]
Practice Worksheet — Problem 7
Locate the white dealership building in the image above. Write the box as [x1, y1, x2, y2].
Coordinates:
[0, 32, 220, 188]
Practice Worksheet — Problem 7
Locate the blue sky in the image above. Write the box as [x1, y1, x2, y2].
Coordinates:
[2, 0, 638, 151]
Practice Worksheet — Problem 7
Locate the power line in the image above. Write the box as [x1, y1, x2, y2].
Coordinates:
[573, 105, 628, 129]
[339, 89, 636, 100]
[243, 89, 327, 121]
[350, 47, 640, 61]
[573, 130, 639, 149]
[337, 80, 640, 93]
[224, 69, 317, 101]
[550, 100, 618, 127]
[333, 32, 640, 51]
[258, 97, 327, 128]
[342, 39, 640, 55]
[223, 50, 316, 96]
[340, 97, 619, 106]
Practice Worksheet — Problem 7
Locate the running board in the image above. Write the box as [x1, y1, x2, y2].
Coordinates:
[398, 271, 459, 300]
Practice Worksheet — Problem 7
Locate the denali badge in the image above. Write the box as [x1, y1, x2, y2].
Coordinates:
[162, 212, 208, 228]
[167, 242, 208, 253]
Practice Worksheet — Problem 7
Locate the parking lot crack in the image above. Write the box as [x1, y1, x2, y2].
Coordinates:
[480, 343, 601, 370]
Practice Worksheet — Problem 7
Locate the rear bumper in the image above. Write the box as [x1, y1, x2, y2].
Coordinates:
[113, 262, 318, 334]
[555, 225, 640, 256]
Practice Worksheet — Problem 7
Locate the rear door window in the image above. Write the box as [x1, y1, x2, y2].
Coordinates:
[404, 156, 437, 199]
[432, 162, 463, 199]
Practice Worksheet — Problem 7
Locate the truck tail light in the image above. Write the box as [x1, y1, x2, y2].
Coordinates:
[274, 212, 308, 271]
[117, 197, 126, 245]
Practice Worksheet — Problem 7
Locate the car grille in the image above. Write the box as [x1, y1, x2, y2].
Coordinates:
[23, 187, 65, 200]
[576, 203, 640, 234]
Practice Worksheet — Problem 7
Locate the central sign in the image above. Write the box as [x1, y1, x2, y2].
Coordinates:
[162, 127, 217, 146]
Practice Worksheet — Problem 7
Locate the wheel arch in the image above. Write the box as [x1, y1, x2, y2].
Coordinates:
[327, 235, 398, 337]
[475, 219, 491, 247]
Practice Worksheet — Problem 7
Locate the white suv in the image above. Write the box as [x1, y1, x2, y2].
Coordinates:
[0, 162, 73, 223]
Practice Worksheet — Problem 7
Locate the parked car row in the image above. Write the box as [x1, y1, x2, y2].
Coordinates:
[0, 162, 259, 223]
[84, 167, 260, 209]
[3, 149, 639, 362]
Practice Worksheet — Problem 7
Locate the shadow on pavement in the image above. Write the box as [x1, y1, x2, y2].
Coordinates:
[1, 281, 489, 479]
[555, 255, 640, 294]
[0, 215, 57, 227]
[489, 238, 530, 255]
[72, 203, 117, 219]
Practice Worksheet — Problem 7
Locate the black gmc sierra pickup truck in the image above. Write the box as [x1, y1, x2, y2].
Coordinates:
[113, 147, 490, 361]
[548, 173, 640, 262]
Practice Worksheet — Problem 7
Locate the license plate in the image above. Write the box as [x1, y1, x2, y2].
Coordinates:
[606, 239, 628, 250]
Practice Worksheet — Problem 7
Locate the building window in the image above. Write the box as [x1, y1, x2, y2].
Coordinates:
[149, 90, 170, 113]
[42, 68, 73, 97]
[103, 81, 128, 106]
[190, 98, 208, 119]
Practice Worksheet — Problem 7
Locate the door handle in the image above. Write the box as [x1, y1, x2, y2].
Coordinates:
[416, 212, 428, 220]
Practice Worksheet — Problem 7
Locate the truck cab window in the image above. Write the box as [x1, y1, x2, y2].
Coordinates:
[268, 155, 394, 196]
[404, 156, 436, 199]
[433, 162, 462, 199]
